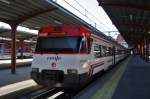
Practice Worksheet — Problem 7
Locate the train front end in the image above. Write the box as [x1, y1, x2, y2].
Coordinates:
[31, 25, 92, 88]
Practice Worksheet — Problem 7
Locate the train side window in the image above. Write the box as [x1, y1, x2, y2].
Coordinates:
[101, 46, 107, 57]
[94, 44, 101, 58]
[106, 47, 109, 56]
[99, 45, 102, 57]
[115, 49, 118, 55]
[106, 47, 112, 56]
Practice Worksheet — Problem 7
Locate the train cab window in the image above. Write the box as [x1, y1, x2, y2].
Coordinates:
[79, 36, 86, 52]
[35, 36, 86, 53]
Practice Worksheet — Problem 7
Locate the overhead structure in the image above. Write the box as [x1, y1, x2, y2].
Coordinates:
[97, 0, 150, 46]
[0, 27, 37, 40]
[0, 0, 88, 28]
[97, 0, 150, 61]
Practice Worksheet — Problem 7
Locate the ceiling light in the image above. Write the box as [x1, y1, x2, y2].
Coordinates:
[54, 20, 62, 25]
[0, 0, 10, 4]
[129, 14, 133, 21]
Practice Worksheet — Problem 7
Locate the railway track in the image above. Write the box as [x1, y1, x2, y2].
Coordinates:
[18, 87, 67, 99]
[31, 88, 62, 99]
[18, 86, 81, 99]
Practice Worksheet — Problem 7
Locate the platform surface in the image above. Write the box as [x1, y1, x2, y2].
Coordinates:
[76, 56, 150, 99]
[111, 56, 150, 99]
[0, 66, 31, 87]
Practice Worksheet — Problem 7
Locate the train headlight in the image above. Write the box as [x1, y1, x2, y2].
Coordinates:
[81, 60, 90, 69]
[82, 62, 88, 69]
[67, 69, 78, 74]
[32, 68, 39, 72]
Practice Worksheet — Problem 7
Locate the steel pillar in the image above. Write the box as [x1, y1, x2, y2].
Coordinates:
[146, 38, 149, 62]
[143, 42, 145, 60]
[140, 43, 142, 58]
[11, 25, 17, 74]
[137, 44, 140, 55]
[143, 43, 145, 60]
[136, 45, 138, 55]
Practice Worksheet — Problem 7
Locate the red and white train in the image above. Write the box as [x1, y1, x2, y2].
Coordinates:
[31, 24, 129, 88]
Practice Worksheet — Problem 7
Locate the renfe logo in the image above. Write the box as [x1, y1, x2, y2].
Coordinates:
[51, 62, 56, 67]
[47, 56, 61, 62]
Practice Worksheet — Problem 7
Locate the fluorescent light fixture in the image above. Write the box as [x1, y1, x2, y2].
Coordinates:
[148, 31, 150, 34]
[54, 20, 62, 25]
[0, 0, 10, 4]
[130, 14, 133, 21]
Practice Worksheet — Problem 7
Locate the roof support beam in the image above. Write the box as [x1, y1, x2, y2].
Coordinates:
[98, 2, 150, 11]
[15, 7, 58, 25]
[0, 17, 11, 24]
[114, 22, 150, 30]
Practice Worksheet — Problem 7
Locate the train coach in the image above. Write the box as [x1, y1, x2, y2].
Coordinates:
[31, 24, 129, 88]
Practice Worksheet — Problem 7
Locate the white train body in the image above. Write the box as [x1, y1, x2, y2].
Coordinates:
[31, 25, 128, 88]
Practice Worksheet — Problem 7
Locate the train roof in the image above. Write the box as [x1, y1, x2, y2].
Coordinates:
[39, 24, 127, 49]
[84, 24, 127, 49]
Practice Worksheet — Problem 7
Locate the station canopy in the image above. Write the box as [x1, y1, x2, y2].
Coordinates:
[0, 27, 37, 40]
[0, 0, 86, 29]
[0, 0, 121, 46]
[0, 0, 90, 41]
[97, 0, 150, 46]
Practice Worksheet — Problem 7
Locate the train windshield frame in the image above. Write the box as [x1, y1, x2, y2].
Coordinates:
[35, 36, 87, 53]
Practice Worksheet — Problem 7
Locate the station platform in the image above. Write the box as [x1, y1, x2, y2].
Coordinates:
[0, 66, 31, 87]
[76, 56, 150, 99]
[0, 58, 32, 86]
[0, 58, 32, 69]
[0, 61, 38, 97]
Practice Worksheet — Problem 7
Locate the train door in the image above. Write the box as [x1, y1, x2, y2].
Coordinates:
[112, 46, 116, 65]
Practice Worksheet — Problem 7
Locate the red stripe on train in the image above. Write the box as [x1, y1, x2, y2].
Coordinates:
[33, 52, 87, 54]
[88, 61, 105, 79]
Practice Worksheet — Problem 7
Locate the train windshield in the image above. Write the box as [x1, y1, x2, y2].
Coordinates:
[35, 37, 86, 53]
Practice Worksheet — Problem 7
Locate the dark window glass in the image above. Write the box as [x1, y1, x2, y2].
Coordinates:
[106, 47, 112, 56]
[79, 37, 87, 52]
[102, 46, 107, 57]
[94, 44, 102, 58]
[35, 37, 86, 53]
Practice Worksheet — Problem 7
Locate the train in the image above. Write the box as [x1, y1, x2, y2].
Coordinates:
[31, 24, 129, 88]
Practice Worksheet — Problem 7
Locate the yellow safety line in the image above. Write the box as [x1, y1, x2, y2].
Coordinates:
[92, 57, 131, 99]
